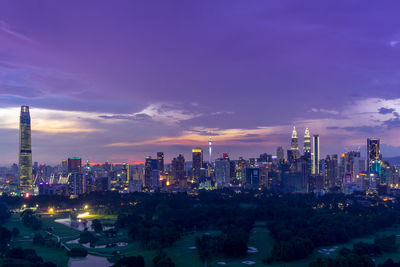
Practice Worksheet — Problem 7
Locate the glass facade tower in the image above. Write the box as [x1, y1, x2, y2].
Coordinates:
[19, 105, 33, 192]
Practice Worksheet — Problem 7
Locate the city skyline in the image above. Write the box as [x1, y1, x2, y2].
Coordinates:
[1, 1, 400, 164]
[0, 104, 395, 166]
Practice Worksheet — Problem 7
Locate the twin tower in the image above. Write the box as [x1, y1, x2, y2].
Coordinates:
[290, 126, 320, 175]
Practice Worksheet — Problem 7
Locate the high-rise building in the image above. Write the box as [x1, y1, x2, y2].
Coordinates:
[367, 138, 381, 173]
[276, 147, 284, 162]
[312, 134, 320, 175]
[171, 154, 185, 187]
[192, 147, 203, 181]
[67, 157, 84, 196]
[208, 137, 213, 164]
[245, 168, 260, 188]
[304, 128, 311, 153]
[144, 157, 158, 187]
[121, 163, 130, 184]
[215, 157, 230, 187]
[157, 152, 164, 173]
[290, 126, 300, 160]
[68, 157, 82, 173]
[19, 105, 33, 193]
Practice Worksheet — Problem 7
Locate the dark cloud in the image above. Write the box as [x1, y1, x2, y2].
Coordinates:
[384, 118, 400, 129]
[99, 113, 152, 121]
[232, 138, 266, 143]
[243, 134, 261, 138]
[341, 126, 379, 133]
[0, 85, 44, 98]
[378, 107, 395, 115]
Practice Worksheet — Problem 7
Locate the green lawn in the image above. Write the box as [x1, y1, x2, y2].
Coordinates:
[3, 213, 71, 266]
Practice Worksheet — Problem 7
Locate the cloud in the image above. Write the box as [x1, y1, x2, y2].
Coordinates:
[0, 107, 101, 133]
[99, 103, 200, 125]
[384, 118, 400, 129]
[0, 60, 89, 99]
[210, 111, 235, 116]
[310, 108, 339, 115]
[378, 107, 395, 114]
[107, 125, 288, 147]
[389, 40, 399, 47]
[0, 20, 33, 43]
[135, 103, 201, 124]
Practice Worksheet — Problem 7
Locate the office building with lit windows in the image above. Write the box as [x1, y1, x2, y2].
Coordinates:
[19, 105, 33, 193]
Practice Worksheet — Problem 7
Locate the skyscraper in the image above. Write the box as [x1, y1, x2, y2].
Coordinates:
[215, 157, 231, 187]
[367, 138, 380, 173]
[122, 163, 130, 184]
[192, 147, 203, 181]
[67, 157, 84, 196]
[290, 126, 300, 159]
[304, 128, 311, 153]
[312, 134, 320, 175]
[171, 154, 185, 187]
[208, 137, 213, 164]
[276, 146, 284, 162]
[68, 157, 82, 173]
[157, 152, 164, 173]
[19, 105, 33, 193]
[144, 157, 158, 187]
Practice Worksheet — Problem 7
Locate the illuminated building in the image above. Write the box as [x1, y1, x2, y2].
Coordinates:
[245, 168, 260, 189]
[367, 138, 381, 173]
[68, 157, 82, 173]
[290, 126, 300, 160]
[61, 160, 68, 173]
[303, 128, 311, 153]
[171, 154, 185, 187]
[276, 147, 284, 162]
[192, 147, 203, 181]
[157, 152, 164, 173]
[67, 157, 84, 196]
[68, 173, 84, 196]
[144, 157, 158, 187]
[208, 137, 213, 164]
[121, 163, 130, 184]
[19, 105, 33, 193]
[215, 157, 230, 187]
[236, 157, 247, 183]
[312, 134, 320, 175]
[259, 153, 272, 163]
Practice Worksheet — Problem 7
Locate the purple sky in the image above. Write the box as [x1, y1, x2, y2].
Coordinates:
[1, 1, 400, 165]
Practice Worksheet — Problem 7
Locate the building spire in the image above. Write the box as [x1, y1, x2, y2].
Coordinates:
[304, 128, 311, 153]
[208, 137, 213, 164]
[305, 128, 310, 138]
[291, 126, 297, 139]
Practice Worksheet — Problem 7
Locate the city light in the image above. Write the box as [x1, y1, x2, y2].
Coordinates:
[77, 212, 90, 218]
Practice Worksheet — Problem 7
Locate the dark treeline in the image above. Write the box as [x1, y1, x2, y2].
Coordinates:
[310, 235, 397, 267]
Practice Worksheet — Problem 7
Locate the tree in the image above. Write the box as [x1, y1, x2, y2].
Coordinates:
[0, 203, 10, 224]
[33, 233, 45, 245]
[113, 255, 145, 267]
[196, 234, 219, 264]
[92, 219, 103, 233]
[153, 251, 175, 267]
[67, 248, 88, 258]
[374, 235, 397, 253]
[0, 226, 11, 252]
[11, 227, 19, 238]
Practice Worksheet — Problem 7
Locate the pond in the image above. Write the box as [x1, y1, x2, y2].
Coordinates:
[55, 217, 114, 232]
